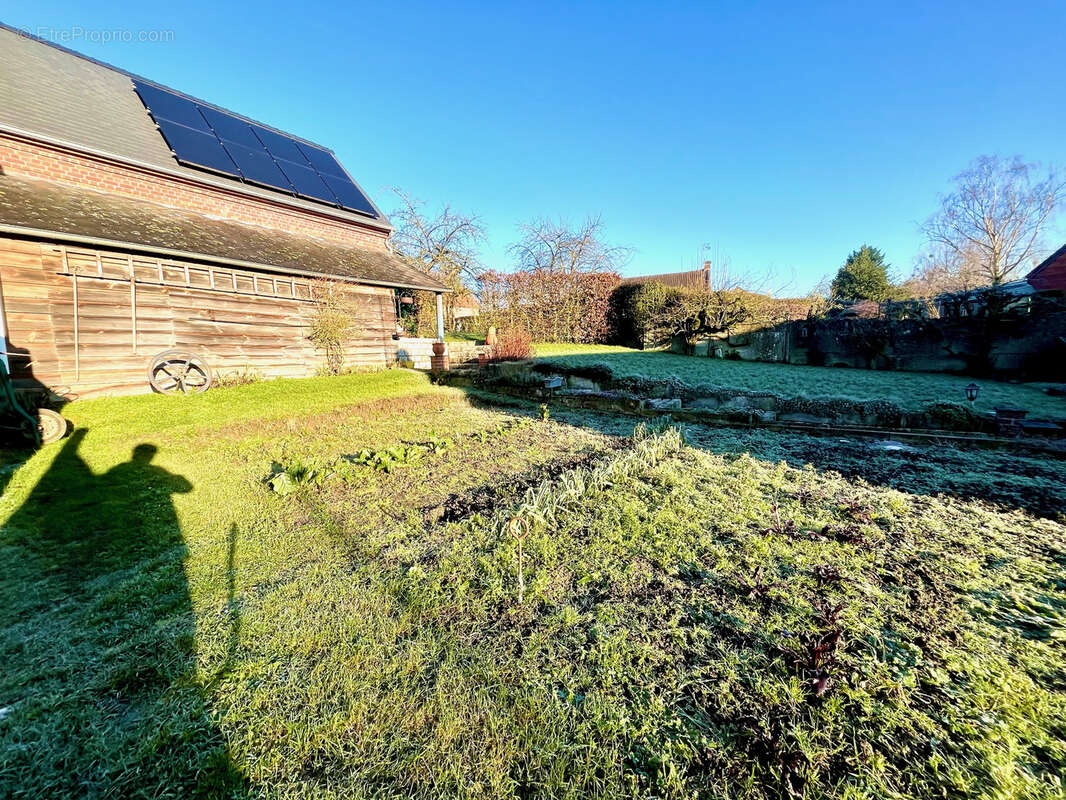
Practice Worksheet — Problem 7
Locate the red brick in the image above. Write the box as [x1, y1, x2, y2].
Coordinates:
[0, 135, 389, 251]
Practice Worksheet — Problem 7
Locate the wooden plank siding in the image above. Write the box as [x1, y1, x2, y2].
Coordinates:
[0, 236, 398, 397]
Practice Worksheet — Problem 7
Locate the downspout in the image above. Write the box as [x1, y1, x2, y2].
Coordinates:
[0, 271, 8, 373]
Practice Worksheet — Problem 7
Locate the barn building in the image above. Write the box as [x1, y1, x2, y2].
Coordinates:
[0, 24, 447, 397]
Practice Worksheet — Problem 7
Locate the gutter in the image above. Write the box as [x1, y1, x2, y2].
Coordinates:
[0, 223, 451, 294]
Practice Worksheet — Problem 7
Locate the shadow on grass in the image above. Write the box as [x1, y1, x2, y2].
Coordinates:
[0, 430, 247, 797]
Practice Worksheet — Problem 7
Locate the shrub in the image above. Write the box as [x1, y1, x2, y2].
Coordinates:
[479, 269, 621, 343]
[214, 366, 263, 387]
[309, 282, 357, 375]
[491, 327, 533, 361]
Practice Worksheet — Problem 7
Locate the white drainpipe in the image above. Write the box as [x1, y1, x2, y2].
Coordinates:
[0, 274, 9, 373]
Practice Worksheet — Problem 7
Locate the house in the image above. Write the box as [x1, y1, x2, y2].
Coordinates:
[1027, 243, 1066, 293]
[452, 293, 481, 325]
[0, 24, 448, 396]
[618, 262, 712, 290]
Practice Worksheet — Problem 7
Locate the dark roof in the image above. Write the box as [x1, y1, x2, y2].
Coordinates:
[0, 23, 389, 231]
[0, 175, 447, 291]
[619, 267, 711, 291]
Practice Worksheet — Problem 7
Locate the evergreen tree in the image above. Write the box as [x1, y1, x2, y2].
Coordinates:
[830, 245, 892, 302]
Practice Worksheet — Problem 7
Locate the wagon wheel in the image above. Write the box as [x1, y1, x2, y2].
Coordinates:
[35, 408, 68, 444]
[148, 350, 213, 395]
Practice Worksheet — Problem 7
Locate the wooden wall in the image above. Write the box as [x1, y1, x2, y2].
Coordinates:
[0, 236, 398, 397]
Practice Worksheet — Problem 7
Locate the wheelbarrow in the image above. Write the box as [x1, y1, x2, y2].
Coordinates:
[0, 360, 67, 445]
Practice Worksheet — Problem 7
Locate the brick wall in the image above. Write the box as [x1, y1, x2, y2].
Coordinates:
[0, 133, 390, 251]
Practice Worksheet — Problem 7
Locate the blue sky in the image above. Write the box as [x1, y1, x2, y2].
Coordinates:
[3, 1, 1065, 294]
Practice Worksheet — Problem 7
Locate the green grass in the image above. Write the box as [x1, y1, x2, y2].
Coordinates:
[446, 331, 484, 343]
[1, 371, 1064, 798]
[533, 343, 1066, 418]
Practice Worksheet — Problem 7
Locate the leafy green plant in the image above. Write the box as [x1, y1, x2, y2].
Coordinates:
[266, 459, 322, 495]
[426, 434, 453, 455]
[349, 444, 427, 473]
[538, 403, 550, 422]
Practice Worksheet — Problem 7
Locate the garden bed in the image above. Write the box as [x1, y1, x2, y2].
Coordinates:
[1, 370, 1063, 798]
[532, 344, 1066, 420]
[456, 349, 1066, 436]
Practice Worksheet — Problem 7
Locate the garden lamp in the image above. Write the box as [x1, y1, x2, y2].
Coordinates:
[965, 382, 980, 405]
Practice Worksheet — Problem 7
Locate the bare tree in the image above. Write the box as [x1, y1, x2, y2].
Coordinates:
[905, 243, 987, 298]
[674, 294, 755, 345]
[510, 215, 631, 276]
[921, 155, 1065, 287]
[507, 216, 630, 341]
[388, 188, 486, 329]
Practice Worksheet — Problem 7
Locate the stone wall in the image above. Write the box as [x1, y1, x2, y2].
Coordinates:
[690, 307, 1066, 379]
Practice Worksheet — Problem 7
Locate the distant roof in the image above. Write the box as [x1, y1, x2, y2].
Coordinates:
[0, 174, 447, 291]
[0, 23, 390, 232]
[619, 266, 711, 291]
[454, 293, 481, 310]
[934, 279, 1035, 302]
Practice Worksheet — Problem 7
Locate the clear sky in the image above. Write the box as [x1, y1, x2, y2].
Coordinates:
[3, 1, 1065, 294]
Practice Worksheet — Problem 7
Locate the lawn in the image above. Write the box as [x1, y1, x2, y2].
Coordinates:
[1, 370, 1064, 798]
[533, 343, 1066, 418]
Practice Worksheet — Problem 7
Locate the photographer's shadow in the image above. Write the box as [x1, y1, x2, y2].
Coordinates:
[0, 429, 246, 796]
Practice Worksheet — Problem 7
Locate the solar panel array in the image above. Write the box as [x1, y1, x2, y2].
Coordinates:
[132, 80, 377, 217]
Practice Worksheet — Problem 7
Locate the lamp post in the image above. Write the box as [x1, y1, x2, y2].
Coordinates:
[965, 382, 980, 406]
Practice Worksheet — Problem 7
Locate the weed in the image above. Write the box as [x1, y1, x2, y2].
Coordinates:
[758, 494, 798, 538]
[812, 565, 845, 586]
[778, 600, 845, 697]
[508, 516, 531, 604]
[736, 566, 783, 602]
[266, 458, 322, 494]
[214, 366, 263, 387]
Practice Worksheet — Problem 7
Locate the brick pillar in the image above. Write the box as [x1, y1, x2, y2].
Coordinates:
[431, 340, 449, 372]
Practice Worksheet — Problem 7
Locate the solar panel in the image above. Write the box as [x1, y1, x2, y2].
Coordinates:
[321, 174, 378, 216]
[296, 142, 347, 177]
[132, 80, 378, 218]
[298, 143, 378, 214]
[222, 140, 293, 189]
[198, 106, 262, 149]
[133, 81, 211, 131]
[275, 158, 337, 204]
[154, 119, 238, 174]
[251, 125, 307, 163]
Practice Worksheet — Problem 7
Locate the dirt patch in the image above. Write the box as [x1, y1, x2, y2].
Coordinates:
[423, 439, 630, 527]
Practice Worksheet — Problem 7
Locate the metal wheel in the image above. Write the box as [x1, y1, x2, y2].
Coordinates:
[148, 350, 213, 395]
[36, 408, 68, 444]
